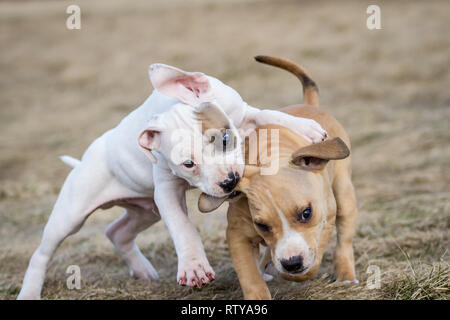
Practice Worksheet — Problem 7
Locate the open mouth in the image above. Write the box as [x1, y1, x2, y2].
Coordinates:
[286, 268, 306, 275]
[198, 191, 242, 213]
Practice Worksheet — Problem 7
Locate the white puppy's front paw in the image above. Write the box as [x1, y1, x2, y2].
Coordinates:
[263, 261, 280, 279]
[261, 273, 274, 282]
[17, 290, 41, 300]
[294, 118, 327, 144]
[177, 255, 215, 288]
[129, 258, 160, 281]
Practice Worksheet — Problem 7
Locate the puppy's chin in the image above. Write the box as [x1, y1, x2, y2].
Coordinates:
[203, 187, 234, 198]
[279, 268, 309, 277]
[197, 184, 227, 198]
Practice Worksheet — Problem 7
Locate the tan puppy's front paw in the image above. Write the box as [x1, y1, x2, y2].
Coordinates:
[294, 118, 327, 144]
[334, 252, 356, 284]
[335, 268, 358, 285]
[177, 256, 215, 288]
[341, 279, 359, 285]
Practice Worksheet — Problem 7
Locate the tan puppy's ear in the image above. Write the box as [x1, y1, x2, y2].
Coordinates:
[291, 137, 350, 171]
[198, 193, 228, 213]
[138, 117, 165, 163]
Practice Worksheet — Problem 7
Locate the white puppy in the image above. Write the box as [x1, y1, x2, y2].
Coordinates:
[18, 63, 326, 299]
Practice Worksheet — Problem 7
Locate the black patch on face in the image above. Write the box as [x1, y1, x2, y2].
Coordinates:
[219, 171, 240, 193]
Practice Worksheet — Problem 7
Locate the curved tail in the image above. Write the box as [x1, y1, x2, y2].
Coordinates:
[59, 155, 81, 168]
[254, 55, 319, 107]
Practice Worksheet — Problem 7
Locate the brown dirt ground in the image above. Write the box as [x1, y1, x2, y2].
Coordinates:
[0, 0, 449, 299]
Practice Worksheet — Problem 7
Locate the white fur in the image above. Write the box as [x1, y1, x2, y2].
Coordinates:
[18, 63, 326, 299]
[59, 155, 81, 168]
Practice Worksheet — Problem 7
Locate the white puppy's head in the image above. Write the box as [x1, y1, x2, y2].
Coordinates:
[138, 64, 245, 197]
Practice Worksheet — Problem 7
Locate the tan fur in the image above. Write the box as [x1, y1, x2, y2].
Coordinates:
[227, 105, 357, 299]
[255, 55, 320, 107]
[226, 60, 357, 300]
[291, 137, 349, 163]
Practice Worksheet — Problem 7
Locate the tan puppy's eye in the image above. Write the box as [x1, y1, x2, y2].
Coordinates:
[297, 205, 313, 223]
[254, 221, 271, 232]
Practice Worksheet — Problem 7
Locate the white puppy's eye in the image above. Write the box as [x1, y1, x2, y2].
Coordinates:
[222, 132, 230, 147]
[182, 160, 195, 168]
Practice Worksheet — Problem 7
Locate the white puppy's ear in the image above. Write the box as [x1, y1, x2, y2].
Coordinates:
[149, 63, 213, 106]
[138, 119, 164, 163]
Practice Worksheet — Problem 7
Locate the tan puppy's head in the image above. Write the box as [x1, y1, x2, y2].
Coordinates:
[199, 127, 350, 278]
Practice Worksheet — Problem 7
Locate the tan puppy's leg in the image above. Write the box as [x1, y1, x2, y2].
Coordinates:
[227, 226, 271, 300]
[333, 173, 358, 282]
[308, 222, 334, 279]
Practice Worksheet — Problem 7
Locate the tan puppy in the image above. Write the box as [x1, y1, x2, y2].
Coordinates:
[199, 56, 358, 299]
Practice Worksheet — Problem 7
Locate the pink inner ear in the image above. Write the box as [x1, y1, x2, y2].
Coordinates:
[150, 64, 212, 105]
[176, 76, 210, 99]
[138, 130, 160, 151]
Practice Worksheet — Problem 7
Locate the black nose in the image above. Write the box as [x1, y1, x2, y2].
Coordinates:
[219, 172, 240, 193]
[280, 255, 304, 273]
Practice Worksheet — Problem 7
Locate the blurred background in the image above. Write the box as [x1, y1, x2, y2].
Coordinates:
[0, 0, 448, 299]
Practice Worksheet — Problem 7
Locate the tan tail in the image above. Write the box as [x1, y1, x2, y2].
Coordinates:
[254, 55, 319, 107]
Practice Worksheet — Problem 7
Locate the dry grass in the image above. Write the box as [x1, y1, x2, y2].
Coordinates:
[0, 0, 449, 300]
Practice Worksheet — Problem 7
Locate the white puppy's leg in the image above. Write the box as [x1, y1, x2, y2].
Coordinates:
[18, 140, 133, 300]
[105, 204, 160, 281]
[18, 174, 105, 299]
[241, 106, 327, 143]
[153, 167, 214, 288]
